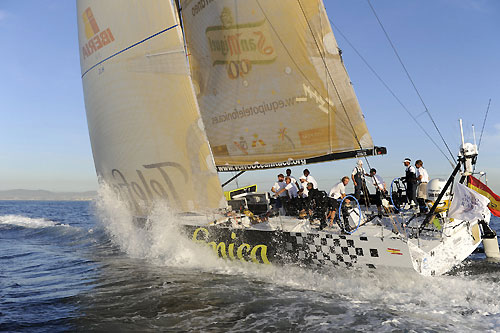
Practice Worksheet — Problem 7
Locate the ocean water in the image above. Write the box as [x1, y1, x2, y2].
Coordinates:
[1, 197, 500, 332]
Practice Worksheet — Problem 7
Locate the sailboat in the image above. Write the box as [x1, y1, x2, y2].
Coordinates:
[76, 0, 496, 276]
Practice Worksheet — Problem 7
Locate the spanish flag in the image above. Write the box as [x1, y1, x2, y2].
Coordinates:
[468, 175, 500, 217]
[386, 248, 403, 255]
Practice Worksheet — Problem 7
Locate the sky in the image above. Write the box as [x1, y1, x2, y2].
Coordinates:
[0, 0, 498, 194]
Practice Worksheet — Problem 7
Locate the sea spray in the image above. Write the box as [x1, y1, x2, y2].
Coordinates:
[94, 182, 237, 270]
[94, 182, 148, 258]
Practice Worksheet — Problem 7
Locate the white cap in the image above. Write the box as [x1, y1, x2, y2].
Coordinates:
[403, 158, 411, 163]
[357, 160, 363, 166]
[299, 175, 306, 181]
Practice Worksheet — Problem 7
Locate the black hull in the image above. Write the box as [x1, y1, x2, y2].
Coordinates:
[182, 225, 382, 269]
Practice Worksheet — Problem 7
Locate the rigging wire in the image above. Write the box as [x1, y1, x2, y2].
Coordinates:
[295, 0, 376, 211]
[317, 7, 333, 153]
[478, 98, 491, 152]
[366, 0, 456, 163]
[472, 98, 491, 174]
[254, 0, 356, 134]
[255, 0, 391, 214]
[296, 0, 364, 150]
[328, 19, 455, 167]
[256, 0, 377, 209]
[256, 0, 397, 209]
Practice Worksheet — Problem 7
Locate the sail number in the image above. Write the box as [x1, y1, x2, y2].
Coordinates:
[227, 59, 252, 79]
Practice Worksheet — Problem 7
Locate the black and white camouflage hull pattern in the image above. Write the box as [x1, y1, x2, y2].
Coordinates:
[182, 215, 483, 276]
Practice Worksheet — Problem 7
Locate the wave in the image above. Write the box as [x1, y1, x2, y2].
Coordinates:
[0, 214, 69, 229]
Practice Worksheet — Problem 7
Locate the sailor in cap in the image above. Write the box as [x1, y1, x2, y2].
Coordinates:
[351, 159, 370, 204]
[271, 174, 287, 215]
[402, 158, 417, 207]
[415, 159, 429, 213]
[298, 175, 308, 198]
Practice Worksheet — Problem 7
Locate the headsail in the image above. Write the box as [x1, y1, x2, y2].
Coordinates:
[77, 0, 226, 214]
[181, 0, 376, 171]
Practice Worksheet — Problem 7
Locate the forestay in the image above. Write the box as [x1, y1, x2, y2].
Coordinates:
[77, 0, 226, 214]
[181, 0, 373, 171]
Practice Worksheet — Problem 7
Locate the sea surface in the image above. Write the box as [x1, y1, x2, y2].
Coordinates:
[1, 197, 499, 332]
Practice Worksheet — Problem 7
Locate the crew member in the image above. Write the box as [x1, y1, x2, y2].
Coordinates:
[271, 174, 287, 196]
[369, 168, 387, 216]
[298, 176, 308, 197]
[327, 177, 350, 229]
[303, 169, 318, 189]
[415, 159, 429, 213]
[285, 169, 300, 191]
[275, 176, 299, 215]
[402, 158, 417, 207]
[305, 182, 328, 230]
[351, 160, 370, 205]
[271, 174, 287, 214]
[329, 176, 350, 200]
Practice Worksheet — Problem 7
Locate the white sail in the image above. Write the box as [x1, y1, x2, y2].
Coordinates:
[181, 0, 374, 171]
[77, 0, 226, 214]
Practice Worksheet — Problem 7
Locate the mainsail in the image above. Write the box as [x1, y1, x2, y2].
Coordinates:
[77, 0, 226, 213]
[181, 0, 376, 171]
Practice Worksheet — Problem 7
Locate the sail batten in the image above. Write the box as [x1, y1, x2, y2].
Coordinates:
[181, 0, 375, 169]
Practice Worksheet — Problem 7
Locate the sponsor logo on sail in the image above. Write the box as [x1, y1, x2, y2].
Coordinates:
[110, 162, 188, 211]
[211, 96, 298, 125]
[251, 133, 266, 148]
[299, 127, 329, 146]
[205, 7, 276, 78]
[303, 83, 337, 114]
[233, 137, 249, 155]
[278, 127, 295, 149]
[81, 7, 115, 59]
[191, 0, 216, 17]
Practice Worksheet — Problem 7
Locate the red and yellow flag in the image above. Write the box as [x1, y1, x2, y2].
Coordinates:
[468, 175, 500, 217]
[386, 248, 403, 255]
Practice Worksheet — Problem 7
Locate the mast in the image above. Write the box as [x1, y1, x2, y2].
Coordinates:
[173, 0, 187, 54]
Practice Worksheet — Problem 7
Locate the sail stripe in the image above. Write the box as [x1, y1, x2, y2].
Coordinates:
[81, 24, 179, 78]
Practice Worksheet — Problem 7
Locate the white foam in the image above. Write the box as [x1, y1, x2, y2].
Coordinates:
[0, 214, 68, 228]
[95, 183, 219, 267]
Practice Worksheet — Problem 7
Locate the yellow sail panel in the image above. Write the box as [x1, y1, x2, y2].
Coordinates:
[77, 0, 225, 214]
[181, 0, 373, 168]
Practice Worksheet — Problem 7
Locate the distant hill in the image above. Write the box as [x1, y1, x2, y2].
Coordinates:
[0, 189, 97, 201]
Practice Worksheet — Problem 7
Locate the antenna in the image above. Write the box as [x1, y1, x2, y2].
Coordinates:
[472, 124, 477, 146]
[459, 119, 465, 148]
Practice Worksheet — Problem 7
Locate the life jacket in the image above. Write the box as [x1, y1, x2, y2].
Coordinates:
[406, 167, 417, 184]
[354, 166, 365, 182]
